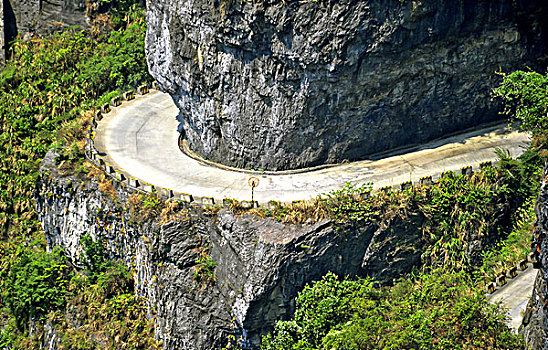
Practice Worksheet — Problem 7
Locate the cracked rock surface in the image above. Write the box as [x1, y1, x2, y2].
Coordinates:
[146, 0, 547, 170]
[38, 150, 517, 349]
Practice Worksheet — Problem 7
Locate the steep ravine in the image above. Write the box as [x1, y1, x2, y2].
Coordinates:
[37, 150, 517, 349]
[146, 0, 548, 171]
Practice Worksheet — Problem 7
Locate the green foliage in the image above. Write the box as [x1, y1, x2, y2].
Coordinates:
[492, 70, 548, 137]
[59, 263, 160, 349]
[0, 327, 14, 349]
[98, 90, 122, 106]
[417, 168, 509, 269]
[81, 234, 113, 282]
[2, 248, 72, 331]
[0, 6, 155, 345]
[496, 146, 542, 200]
[128, 193, 168, 223]
[322, 182, 375, 224]
[143, 193, 163, 211]
[261, 271, 523, 350]
[0, 6, 150, 238]
[193, 251, 217, 286]
[264, 159, 535, 272]
[477, 199, 535, 281]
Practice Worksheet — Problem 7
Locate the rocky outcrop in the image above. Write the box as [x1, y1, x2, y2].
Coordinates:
[37, 150, 520, 349]
[146, 0, 548, 171]
[1, 0, 90, 63]
[3, 0, 90, 39]
[37, 150, 428, 349]
[521, 165, 548, 349]
[0, 0, 144, 62]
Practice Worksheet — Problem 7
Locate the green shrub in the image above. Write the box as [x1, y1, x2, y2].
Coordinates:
[0, 4, 158, 347]
[193, 251, 217, 286]
[492, 70, 548, 137]
[261, 271, 523, 349]
[322, 182, 375, 224]
[2, 248, 72, 330]
[81, 234, 113, 282]
[477, 199, 535, 282]
[0, 6, 150, 238]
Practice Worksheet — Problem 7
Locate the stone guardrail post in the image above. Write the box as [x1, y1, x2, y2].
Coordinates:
[485, 282, 496, 294]
[400, 181, 412, 190]
[123, 90, 135, 101]
[461, 165, 473, 176]
[101, 103, 111, 114]
[110, 96, 121, 107]
[483, 256, 532, 295]
[440, 170, 454, 179]
[137, 84, 149, 95]
[379, 186, 392, 193]
[419, 176, 433, 186]
[496, 274, 507, 287]
[506, 266, 518, 279]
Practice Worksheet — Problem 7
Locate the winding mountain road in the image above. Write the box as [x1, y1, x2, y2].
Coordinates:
[94, 90, 530, 204]
[94, 89, 535, 330]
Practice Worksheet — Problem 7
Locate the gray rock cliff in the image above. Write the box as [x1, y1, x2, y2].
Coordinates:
[146, 0, 548, 171]
[3, 0, 90, 39]
[37, 150, 425, 348]
[37, 150, 517, 349]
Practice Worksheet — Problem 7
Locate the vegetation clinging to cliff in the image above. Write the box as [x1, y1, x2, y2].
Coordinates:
[493, 70, 548, 138]
[259, 157, 539, 348]
[260, 68, 548, 349]
[0, 7, 149, 239]
[262, 150, 540, 273]
[261, 271, 522, 350]
[0, 7, 159, 348]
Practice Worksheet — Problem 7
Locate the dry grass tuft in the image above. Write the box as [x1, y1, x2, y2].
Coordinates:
[267, 198, 328, 225]
[159, 200, 189, 225]
[87, 166, 117, 199]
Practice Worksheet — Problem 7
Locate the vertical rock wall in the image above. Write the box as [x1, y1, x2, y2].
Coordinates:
[146, 0, 548, 171]
[5, 0, 90, 38]
[2, 0, 17, 59]
[0, 0, 4, 63]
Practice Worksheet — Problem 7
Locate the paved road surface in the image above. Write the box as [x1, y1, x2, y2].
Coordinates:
[95, 89, 536, 330]
[94, 90, 530, 204]
[488, 266, 538, 332]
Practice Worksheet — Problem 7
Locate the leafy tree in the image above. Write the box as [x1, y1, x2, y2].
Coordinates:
[492, 70, 548, 137]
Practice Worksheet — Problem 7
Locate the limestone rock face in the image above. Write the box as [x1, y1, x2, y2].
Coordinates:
[146, 0, 547, 171]
[4, 0, 90, 38]
[37, 150, 521, 349]
[37, 150, 427, 349]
